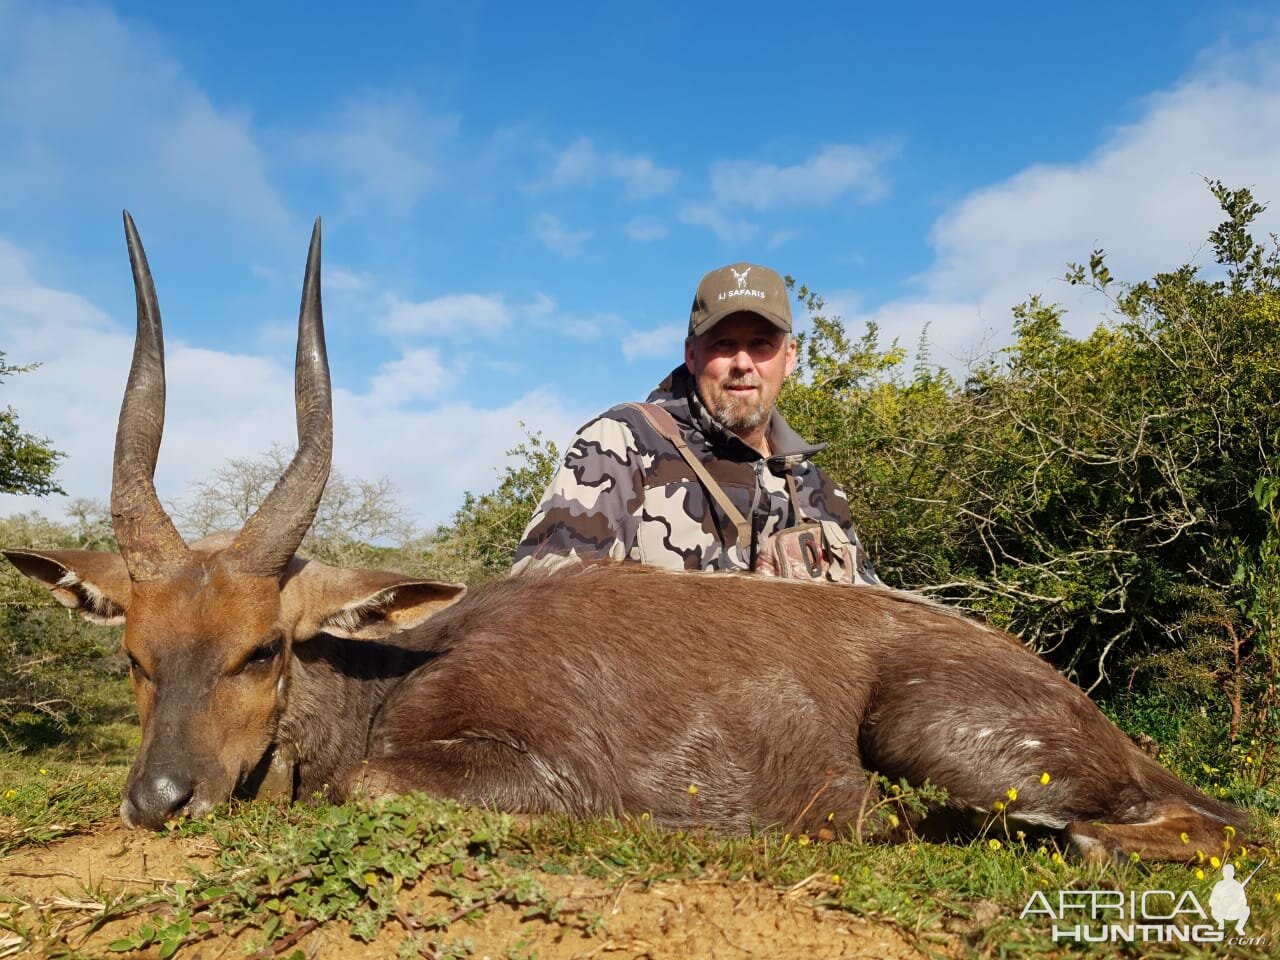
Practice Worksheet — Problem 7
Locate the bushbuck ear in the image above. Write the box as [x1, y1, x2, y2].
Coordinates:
[283, 560, 466, 642]
[2, 549, 131, 625]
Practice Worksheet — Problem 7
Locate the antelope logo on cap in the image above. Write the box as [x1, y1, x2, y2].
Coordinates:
[731, 266, 751, 289]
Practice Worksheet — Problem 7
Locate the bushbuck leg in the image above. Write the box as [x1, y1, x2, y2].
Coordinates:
[1067, 801, 1239, 865]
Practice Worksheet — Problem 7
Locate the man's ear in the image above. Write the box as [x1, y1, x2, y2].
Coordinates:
[282, 559, 466, 642]
[783, 335, 798, 378]
[3, 549, 131, 625]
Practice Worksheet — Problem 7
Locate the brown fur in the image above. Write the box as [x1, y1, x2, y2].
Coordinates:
[9, 544, 1243, 862]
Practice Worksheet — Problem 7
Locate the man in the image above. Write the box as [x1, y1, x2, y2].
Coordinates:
[514, 262, 879, 584]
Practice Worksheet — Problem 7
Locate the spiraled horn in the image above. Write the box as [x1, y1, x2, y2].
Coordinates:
[228, 219, 332, 577]
[111, 211, 190, 582]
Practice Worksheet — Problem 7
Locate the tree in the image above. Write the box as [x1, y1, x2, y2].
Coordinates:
[417, 429, 560, 584]
[0, 352, 63, 496]
[777, 182, 1280, 694]
[169, 444, 418, 568]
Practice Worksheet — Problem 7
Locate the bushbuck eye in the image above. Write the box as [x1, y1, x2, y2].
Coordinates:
[239, 638, 282, 673]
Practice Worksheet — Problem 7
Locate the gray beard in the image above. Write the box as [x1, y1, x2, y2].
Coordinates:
[711, 396, 769, 433]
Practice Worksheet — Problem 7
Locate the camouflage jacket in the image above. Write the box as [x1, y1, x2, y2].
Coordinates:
[514, 366, 879, 584]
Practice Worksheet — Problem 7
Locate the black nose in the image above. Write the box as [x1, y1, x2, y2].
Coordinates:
[127, 769, 195, 828]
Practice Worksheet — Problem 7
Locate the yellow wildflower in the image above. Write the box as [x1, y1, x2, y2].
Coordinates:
[1210, 856, 1222, 869]
[830, 874, 842, 884]
[1050, 852, 1064, 864]
[1179, 832, 1189, 844]
[2, 788, 15, 799]
[988, 839, 1002, 851]
[1195, 869, 1205, 880]
[686, 784, 698, 796]
[992, 800, 1006, 812]
[797, 834, 811, 846]
[1039, 772, 1051, 786]
[885, 813, 900, 829]
[1005, 787, 1018, 802]
[38, 768, 48, 776]
[1224, 825, 1237, 839]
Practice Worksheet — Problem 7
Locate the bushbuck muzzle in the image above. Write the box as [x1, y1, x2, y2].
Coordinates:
[3, 217, 1250, 864]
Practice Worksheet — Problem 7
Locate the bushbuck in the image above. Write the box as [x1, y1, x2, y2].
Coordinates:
[5, 215, 1248, 864]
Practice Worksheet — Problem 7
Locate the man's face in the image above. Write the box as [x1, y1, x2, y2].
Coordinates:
[685, 312, 797, 437]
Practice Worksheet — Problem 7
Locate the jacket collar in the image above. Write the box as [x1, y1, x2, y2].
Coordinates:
[646, 365, 826, 465]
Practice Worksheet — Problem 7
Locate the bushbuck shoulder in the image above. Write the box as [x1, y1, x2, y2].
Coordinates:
[5, 215, 1248, 865]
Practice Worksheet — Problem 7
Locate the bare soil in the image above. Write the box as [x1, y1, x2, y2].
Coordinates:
[1, 826, 955, 959]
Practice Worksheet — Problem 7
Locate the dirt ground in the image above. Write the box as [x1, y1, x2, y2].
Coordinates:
[1, 826, 955, 959]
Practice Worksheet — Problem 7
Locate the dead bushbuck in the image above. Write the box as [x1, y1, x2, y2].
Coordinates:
[4, 215, 1248, 864]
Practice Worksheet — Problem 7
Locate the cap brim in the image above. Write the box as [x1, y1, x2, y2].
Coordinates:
[689, 304, 791, 337]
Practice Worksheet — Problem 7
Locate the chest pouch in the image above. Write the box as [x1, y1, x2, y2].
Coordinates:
[626, 402, 856, 583]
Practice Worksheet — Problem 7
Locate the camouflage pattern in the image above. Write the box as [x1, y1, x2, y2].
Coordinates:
[514, 365, 879, 584]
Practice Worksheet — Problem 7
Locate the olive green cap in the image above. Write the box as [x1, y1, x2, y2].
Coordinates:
[688, 262, 791, 336]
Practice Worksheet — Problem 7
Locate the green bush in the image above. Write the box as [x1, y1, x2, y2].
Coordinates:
[0, 505, 129, 750]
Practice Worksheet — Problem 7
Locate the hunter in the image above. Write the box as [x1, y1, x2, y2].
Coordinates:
[514, 262, 879, 584]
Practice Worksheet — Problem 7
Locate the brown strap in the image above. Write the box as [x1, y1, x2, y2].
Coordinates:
[624, 403, 753, 552]
[785, 471, 810, 524]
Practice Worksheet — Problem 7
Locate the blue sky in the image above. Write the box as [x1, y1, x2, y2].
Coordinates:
[3, 0, 1280, 530]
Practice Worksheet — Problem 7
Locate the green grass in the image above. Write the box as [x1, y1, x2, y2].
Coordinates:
[2, 760, 1278, 959]
[0, 754, 128, 853]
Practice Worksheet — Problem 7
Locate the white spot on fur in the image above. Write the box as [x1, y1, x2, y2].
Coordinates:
[1011, 810, 1069, 829]
[905, 678, 924, 685]
[1020, 738, 1043, 749]
[976, 728, 993, 739]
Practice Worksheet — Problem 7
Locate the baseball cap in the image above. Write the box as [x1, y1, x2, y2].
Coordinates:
[688, 262, 791, 337]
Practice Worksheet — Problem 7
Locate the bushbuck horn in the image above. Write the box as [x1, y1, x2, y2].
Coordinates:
[228, 218, 332, 576]
[111, 211, 189, 581]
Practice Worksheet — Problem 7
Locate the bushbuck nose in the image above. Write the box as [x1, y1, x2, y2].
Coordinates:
[127, 769, 194, 827]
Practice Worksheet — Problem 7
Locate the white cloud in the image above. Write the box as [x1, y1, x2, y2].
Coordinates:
[677, 203, 758, 244]
[378, 292, 511, 338]
[334, 389, 581, 528]
[846, 56, 1280, 367]
[325, 265, 374, 292]
[520, 292, 614, 341]
[0, 0, 289, 233]
[541, 137, 678, 199]
[625, 215, 669, 243]
[710, 143, 895, 211]
[531, 212, 593, 258]
[296, 97, 459, 210]
[364, 347, 458, 408]
[622, 324, 685, 362]
[0, 237, 583, 530]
